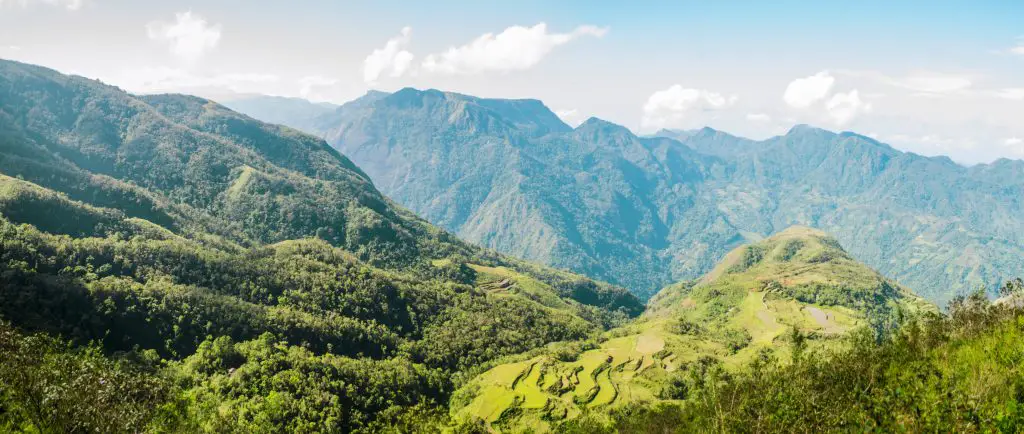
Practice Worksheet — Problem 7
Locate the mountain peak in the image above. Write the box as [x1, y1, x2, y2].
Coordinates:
[646, 223, 933, 333]
[769, 224, 832, 241]
[576, 117, 631, 134]
[708, 225, 850, 278]
[653, 128, 690, 138]
[574, 117, 636, 145]
[786, 124, 834, 137]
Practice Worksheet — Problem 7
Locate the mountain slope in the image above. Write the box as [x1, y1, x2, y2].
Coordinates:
[220, 94, 338, 134]
[451, 226, 933, 430]
[244, 90, 1024, 304]
[299, 89, 718, 296]
[0, 60, 641, 432]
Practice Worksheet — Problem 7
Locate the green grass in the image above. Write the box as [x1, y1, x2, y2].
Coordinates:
[469, 264, 575, 312]
[453, 227, 938, 431]
[225, 165, 255, 200]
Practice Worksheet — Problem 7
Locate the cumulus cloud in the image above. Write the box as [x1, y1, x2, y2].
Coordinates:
[825, 90, 871, 125]
[641, 85, 737, 130]
[0, 0, 84, 10]
[746, 113, 771, 122]
[422, 23, 607, 75]
[783, 71, 835, 108]
[147, 11, 222, 63]
[362, 27, 414, 84]
[554, 108, 586, 127]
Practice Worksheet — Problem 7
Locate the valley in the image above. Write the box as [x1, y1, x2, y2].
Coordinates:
[0, 58, 1021, 433]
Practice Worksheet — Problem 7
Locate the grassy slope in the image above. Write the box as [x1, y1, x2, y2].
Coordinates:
[451, 226, 935, 431]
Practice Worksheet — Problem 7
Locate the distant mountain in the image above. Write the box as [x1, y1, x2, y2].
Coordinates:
[0, 60, 641, 432]
[652, 126, 755, 158]
[221, 94, 339, 134]
[233, 88, 1024, 305]
[453, 226, 933, 429]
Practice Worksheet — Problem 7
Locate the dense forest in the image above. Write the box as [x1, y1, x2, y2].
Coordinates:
[1, 59, 1023, 433]
[0, 59, 640, 432]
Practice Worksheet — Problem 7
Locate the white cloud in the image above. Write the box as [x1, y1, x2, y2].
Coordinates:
[1010, 43, 1024, 55]
[746, 113, 771, 122]
[1001, 138, 1024, 157]
[422, 23, 607, 75]
[362, 27, 414, 84]
[105, 67, 278, 95]
[298, 75, 339, 101]
[147, 11, 222, 63]
[641, 85, 737, 130]
[825, 90, 871, 125]
[996, 88, 1024, 100]
[783, 71, 835, 108]
[896, 73, 972, 94]
[554, 108, 586, 127]
[0, 0, 83, 10]
[833, 69, 973, 97]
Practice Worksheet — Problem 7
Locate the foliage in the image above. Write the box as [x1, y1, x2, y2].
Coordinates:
[0, 59, 640, 432]
[566, 289, 1024, 432]
[0, 322, 174, 434]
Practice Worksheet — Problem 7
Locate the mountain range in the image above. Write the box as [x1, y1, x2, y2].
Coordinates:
[231, 89, 1024, 304]
[0, 59, 640, 432]
[3, 59, 1024, 433]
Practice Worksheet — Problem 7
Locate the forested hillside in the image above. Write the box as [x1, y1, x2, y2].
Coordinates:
[0, 59, 641, 432]
[561, 283, 1024, 433]
[2, 59, 1023, 434]
[247, 88, 1024, 304]
[450, 227, 933, 430]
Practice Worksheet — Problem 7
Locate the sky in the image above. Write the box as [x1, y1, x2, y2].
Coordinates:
[1, 0, 1022, 164]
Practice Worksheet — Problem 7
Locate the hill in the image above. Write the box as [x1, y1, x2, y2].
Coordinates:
[0, 59, 641, 433]
[241, 89, 1024, 304]
[450, 227, 933, 430]
[221, 94, 339, 134]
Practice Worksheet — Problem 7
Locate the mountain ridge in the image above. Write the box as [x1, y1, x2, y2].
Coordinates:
[230, 87, 1024, 305]
[0, 59, 645, 431]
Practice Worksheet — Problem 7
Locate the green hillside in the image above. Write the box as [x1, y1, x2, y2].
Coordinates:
[3, 59, 1021, 433]
[0, 59, 641, 433]
[244, 88, 1024, 304]
[560, 288, 1024, 433]
[451, 226, 933, 431]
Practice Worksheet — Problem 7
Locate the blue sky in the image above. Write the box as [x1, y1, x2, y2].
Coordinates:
[1, 0, 1022, 163]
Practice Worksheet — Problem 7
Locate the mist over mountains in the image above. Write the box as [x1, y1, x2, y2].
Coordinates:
[231, 89, 1024, 304]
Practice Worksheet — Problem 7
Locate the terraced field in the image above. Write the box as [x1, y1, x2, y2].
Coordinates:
[452, 290, 861, 430]
[452, 227, 932, 431]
